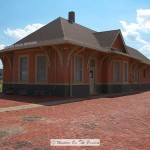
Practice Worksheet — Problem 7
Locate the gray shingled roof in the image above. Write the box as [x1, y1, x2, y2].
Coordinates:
[15, 18, 128, 52]
[127, 46, 150, 64]
[15, 18, 64, 44]
[94, 30, 120, 49]
[61, 18, 101, 49]
[4, 17, 150, 65]
[15, 18, 121, 51]
[15, 17, 102, 51]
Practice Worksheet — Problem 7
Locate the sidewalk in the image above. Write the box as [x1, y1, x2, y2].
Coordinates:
[0, 97, 85, 112]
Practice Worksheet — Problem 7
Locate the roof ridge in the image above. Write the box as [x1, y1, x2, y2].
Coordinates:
[93, 29, 121, 49]
[95, 29, 120, 34]
[58, 17, 65, 40]
[14, 17, 64, 45]
[59, 17, 67, 41]
[60, 17, 96, 33]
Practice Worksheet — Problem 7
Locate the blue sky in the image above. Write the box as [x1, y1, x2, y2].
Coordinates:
[0, 0, 150, 68]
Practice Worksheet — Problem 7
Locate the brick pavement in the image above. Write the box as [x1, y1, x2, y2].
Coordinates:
[0, 91, 150, 150]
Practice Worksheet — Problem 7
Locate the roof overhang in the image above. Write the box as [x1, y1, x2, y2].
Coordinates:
[108, 50, 150, 65]
[1, 39, 149, 66]
[1, 39, 108, 53]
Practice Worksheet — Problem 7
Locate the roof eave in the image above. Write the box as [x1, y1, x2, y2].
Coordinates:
[1, 39, 108, 53]
[108, 50, 137, 59]
[108, 50, 150, 65]
[0, 39, 66, 52]
[64, 39, 108, 53]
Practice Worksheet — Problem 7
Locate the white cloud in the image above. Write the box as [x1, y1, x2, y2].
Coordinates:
[5, 23, 45, 39]
[137, 9, 150, 32]
[120, 9, 150, 58]
[120, 21, 138, 32]
[140, 43, 150, 52]
[120, 9, 150, 33]
[0, 44, 5, 50]
[121, 30, 140, 41]
[121, 29, 148, 45]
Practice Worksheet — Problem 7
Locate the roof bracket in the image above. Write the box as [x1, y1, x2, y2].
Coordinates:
[52, 45, 63, 67]
[130, 61, 136, 74]
[99, 54, 111, 70]
[67, 46, 79, 67]
[108, 55, 119, 72]
[86, 51, 98, 68]
[0, 52, 13, 69]
[40, 47, 51, 67]
[74, 47, 85, 55]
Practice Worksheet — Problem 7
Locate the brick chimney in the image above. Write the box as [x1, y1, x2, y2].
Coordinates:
[68, 11, 75, 23]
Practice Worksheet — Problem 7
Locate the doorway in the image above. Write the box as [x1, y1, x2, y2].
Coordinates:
[89, 59, 96, 94]
[89, 69, 95, 93]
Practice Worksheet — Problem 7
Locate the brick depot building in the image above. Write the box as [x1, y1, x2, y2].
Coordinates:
[1, 12, 150, 96]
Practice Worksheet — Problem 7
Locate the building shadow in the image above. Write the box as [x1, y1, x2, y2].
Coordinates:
[0, 90, 149, 107]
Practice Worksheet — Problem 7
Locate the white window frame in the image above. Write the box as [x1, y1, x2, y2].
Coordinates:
[133, 66, 138, 83]
[90, 58, 96, 68]
[113, 61, 121, 83]
[36, 55, 47, 83]
[74, 55, 83, 84]
[123, 62, 128, 83]
[19, 56, 29, 83]
[143, 69, 146, 79]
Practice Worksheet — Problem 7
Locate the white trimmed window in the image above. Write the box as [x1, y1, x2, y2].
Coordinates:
[90, 59, 95, 68]
[37, 56, 46, 82]
[75, 56, 83, 83]
[20, 57, 28, 82]
[113, 61, 120, 83]
[134, 67, 138, 82]
[123, 62, 128, 82]
[143, 69, 146, 78]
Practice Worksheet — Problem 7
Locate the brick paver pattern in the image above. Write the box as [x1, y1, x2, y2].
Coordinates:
[0, 91, 150, 150]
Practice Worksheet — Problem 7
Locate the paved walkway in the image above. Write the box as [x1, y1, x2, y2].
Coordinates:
[0, 91, 150, 150]
[0, 92, 138, 112]
[0, 98, 85, 112]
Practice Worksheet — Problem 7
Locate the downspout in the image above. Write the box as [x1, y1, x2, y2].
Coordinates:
[55, 50, 57, 88]
[70, 56, 72, 97]
[51, 50, 57, 96]
[138, 67, 140, 92]
[12, 56, 14, 87]
[130, 67, 133, 92]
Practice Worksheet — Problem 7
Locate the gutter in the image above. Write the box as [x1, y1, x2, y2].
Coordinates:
[1, 39, 149, 66]
[1, 39, 108, 53]
[108, 50, 150, 65]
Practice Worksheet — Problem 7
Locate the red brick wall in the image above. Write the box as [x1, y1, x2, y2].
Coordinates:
[3, 48, 150, 85]
[3, 58, 13, 82]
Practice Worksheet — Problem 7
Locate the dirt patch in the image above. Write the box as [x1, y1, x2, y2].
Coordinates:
[0, 125, 24, 139]
[15, 141, 32, 149]
[21, 116, 46, 121]
[81, 122, 97, 130]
